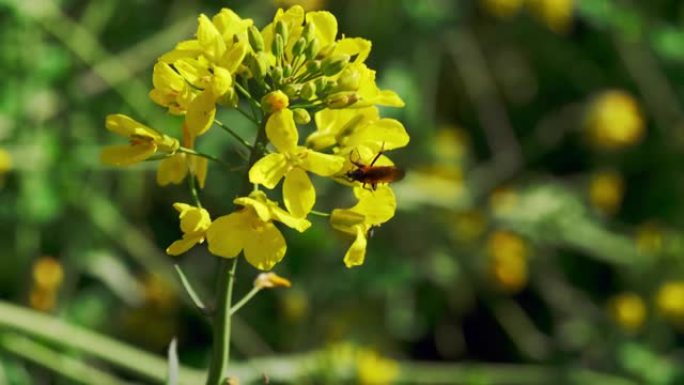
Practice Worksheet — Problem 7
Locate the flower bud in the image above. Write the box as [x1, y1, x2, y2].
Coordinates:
[271, 66, 284, 83]
[318, 43, 337, 58]
[253, 52, 270, 78]
[283, 63, 293, 78]
[272, 34, 284, 58]
[300, 82, 316, 100]
[261, 90, 289, 114]
[275, 20, 288, 43]
[326, 92, 359, 109]
[314, 78, 329, 94]
[321, 54, 350, 77]
[292, 37, 307, 57]
[336, 67, 361, 91]
[293, 108, 311, 125]
[254, 272, 292, 289]
[306, 60, 322, 74]
[283, 83, 299, 97]
[302, 22, 316, 42]
[247, 25, 264, 52]
[304, 38, 320, 60]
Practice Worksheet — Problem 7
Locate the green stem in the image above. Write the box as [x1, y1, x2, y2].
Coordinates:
[309, 209, 331, 217]
[236, 106, 261, 126]
[214, 120, 253, 151]
[229, 287, 262, 316]
[205, 115, 269, 385]
[177, 147, 232, 169]
[0, 301, 205, 385]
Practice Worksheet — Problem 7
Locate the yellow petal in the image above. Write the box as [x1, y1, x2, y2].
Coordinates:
[344, 118, 409, 152]
[373, 90, 405, 108]
[206, 211, 248, 258]
[270, 205, 312, 233]
[178, 206, 211, 234]
[249, 153, 289, 189]
[174, 58, 211, 89]
[335, 38, 372, 63]
[300, 150, 345, 176]
[166, 235, 203, 256]
[266, 109, 299, 153]
[197, 14, 226, 60]
[234, 192, 273, 222]
[190, 156, 209, 189]
[212, 8, 253, 40]
[220, 40, 248, 73]
[185, 90, 216, 137]
[283, 168, 315, 218]
[152, 62, 185, 94]
[244, 223, 286, 270]
[100, 143, 156, 166]
[330, 208, 365, 234]
[210, 66, 233, 97]
[352, 185, 397, 225]
[156, 154, 188, 186]
[306, 11, 338, 47]
[343, 226, 368, 268]
[105, 114, 159, 140]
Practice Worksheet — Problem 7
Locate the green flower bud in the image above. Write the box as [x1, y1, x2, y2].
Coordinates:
[283, 63, 293, 78]
[292, 37, 307, 57]
[336, 66, 361, 91]
[321, 54, 350, 77]
[261, 90, 289, 114]
[275, 20, 288, 43]
[306, 60, 322, 74]
[283, 83, 299, 97]
[272, 34, 284, 58]
[314, 78, 328, 95]
[304, 38, 320, 60]
[302, 22, 316, 42]
[300, 82, 316, 100]
[271, 66, 284, 83]
[318, 43, 337, 59]
[326, 92, 359, 109]
[293, 108, 311, 125]
[248, 25, 264, 52]
[247, 53, 269, 79]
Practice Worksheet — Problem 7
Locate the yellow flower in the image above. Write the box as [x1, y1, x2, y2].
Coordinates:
[526, 0, 573, 34]
[585, 90, 645, 150]
[249, 109, 345, 217]
[327, 63, 404, 108]
[157, 124, 208, 188]
[166, 203, 212, 256]
[32, 257, 64, 291]
[0, 148, 12, 174]
[356, 348, 399, 385]
[274, 0, 325, 11]
[155, 10, 252, 136]
[656, 281, 684, 326]
[608, 293, 646, 333]
[206, 190, 311, 270]
[101, 114, 179, 166]
[330, 185, 396, 267]
[589, 169, 624, 216]
[308, 106, 409, 155]
[635, 222, 663, 256]
[481, 0, 524, 19]
[488, 230, 528, 293]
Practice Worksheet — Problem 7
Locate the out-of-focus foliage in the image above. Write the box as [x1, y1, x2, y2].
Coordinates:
[1, 0, 684, 384]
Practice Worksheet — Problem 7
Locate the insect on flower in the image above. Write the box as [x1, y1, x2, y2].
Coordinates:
[346, 145, 405, 190]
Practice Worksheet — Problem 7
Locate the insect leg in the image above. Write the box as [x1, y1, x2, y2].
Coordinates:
[370, 142, 385, 167]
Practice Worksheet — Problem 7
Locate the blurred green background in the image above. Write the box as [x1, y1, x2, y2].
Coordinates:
[1, 0, 684, 384]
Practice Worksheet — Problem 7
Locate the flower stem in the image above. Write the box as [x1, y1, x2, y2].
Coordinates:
[205, 115, 269, 385]
[177, 147, 232, 169]
[214, 120, 253, 151]
[229, 287, 262, 316]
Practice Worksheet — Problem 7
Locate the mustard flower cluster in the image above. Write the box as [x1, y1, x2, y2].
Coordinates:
[102, 6, 409, 270]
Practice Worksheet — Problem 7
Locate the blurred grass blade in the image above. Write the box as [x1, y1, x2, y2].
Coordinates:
[0, 301, 205, 385]
[167, 338, 179, 385]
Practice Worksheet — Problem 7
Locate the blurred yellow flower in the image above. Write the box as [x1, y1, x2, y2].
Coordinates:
[481, 0, 524, 19]
[452, 210, 487, 243]
[526, 0, 573, 34]
[489, 186, 518, 214]
[589, 169, 624, 216]
[608, 292, 646, 333]
[356, 348, 399, 385]
[330, 185, 396, 267]
[249, 109, 345, 217]
[433, 127, 469, 165]
[635, 222, 663, 256]
[656, 281, 684, 326]
[488, 230, 528, 293]
[0, 149, 12, 174]
[281, 288, 310, 321]
[32, 256, 64, 291]
[206, 190, 311, 270]
[166, 203, 211, 256]
[30, 289, 57, 312]
[585, 90, 645, 150]
[101, 114, 179, 166]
